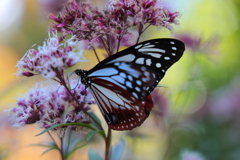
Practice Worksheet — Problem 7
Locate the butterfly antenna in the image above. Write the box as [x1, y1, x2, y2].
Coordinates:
[68, 71, 81, 91]
[67, 72, 75, 82]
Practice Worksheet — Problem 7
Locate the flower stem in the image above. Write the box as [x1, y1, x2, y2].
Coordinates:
[105, 127, 112, 160]
[100, 37, 110, 56]
[60, 137, 67, 160]
[57, 75, 105, 133]
[47, 131, 60, 149]
[92, 46, 100, 63]
[116, 36, 122, 53]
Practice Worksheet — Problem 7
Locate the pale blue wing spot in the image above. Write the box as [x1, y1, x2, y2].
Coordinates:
[118, 65, 142, 78]
[96, 77, 126, 90]
[138, 48, 166, 53]
[142, 44, 155, 48]
[127, 75, 133, 81]
[106, 54, 136, 64]
[112, 75, 125, 84]
[146, 59, 151, 66]
[136, 80, 142, 85]
[125, 81, 133, 88]
[120, 72, 127, 78]
[89, 68, 118, 77]
[147, 52, 162, 58]
[135, 57, 145, 64]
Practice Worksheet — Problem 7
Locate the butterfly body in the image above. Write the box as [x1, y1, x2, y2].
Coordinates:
[75, 38, 185, 130]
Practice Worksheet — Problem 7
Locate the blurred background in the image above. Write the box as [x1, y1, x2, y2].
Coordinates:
[1, 0, 240, 160]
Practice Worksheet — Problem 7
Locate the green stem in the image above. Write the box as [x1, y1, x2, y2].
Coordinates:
[58, 76, 104, 133]
[105, 127, 112, 160]
[116, 36, 122, 53]
[47, 131, 60, 150]
[60, 137, 67, 160]
[65, 127, 72, 159]
[100, 37, 111, 56]
[92, 46, 100, 63]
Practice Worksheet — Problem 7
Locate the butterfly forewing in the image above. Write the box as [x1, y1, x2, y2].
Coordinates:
[88, 39, 185, 96]
[88, 62, 158, 101]
[75, 38, 185, 130]
[89, 38, 184, 73]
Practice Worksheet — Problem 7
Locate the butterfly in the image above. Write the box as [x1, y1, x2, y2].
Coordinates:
[75, 38, 185, 131]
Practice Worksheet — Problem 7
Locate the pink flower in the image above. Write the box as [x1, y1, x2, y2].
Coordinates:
[151, 89, 169, 118]
[38, 0, 80, 15]
[10, 80, 95, 137]
[176, 34, 219, 54]
[49, 0, 180, 53]
[16, 32, 85, 79]
[208, 79, 240, 121]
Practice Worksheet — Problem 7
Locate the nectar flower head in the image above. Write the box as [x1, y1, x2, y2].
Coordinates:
[107, 0, 180, 30]
[151, 89, 169, 118]
[176, 34, 219, 54]
[10, 80, 95, 137]
[16, 32, 85, 79]
[49, 0, 180, 50]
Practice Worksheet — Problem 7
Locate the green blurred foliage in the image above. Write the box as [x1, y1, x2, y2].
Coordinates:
[163, 1, 240, 160]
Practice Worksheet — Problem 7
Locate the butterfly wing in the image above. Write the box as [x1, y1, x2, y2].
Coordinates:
[88, 62, 158, 101]
[88, 38, 185, 101]
[77, 38, 185, 130]
[90, 78, 153, 130]
[89, 39, 184, 71]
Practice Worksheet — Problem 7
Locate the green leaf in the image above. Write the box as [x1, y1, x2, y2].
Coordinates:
[87, 130, 99, 141]
[110, 138, 125, 160]
[88, 112, 102, 130]
[68, 137, 83, 152]
[28, 143, 59, 150]
[36, 122, 97, 136]
[97, 130, 106, 139]
[66, 143, 87, 159]
[28, 142, 60, 156]
[89, 148, 103, 160]
[41, 148, 56, 156]
[45, 141, 59, 149]
[87, 112, 106, 139]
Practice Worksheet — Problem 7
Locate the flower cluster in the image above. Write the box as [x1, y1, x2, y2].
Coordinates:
[16, 32, 85, 79]
[206, 79, 240, 121]
[39, 0, 73, 14]
[49, 0, 180, 53]
[10, 80, 94, 137]
[12, 0, 181, 138]
[176, 34, 219, 54]
[107, 0, 179, 29]
[151, 89, 169, 118]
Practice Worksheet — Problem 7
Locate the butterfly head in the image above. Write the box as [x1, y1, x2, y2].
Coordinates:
[74, 69, 91, 87]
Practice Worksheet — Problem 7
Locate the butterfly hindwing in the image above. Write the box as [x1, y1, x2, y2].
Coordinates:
[90, 78, 153, 130]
